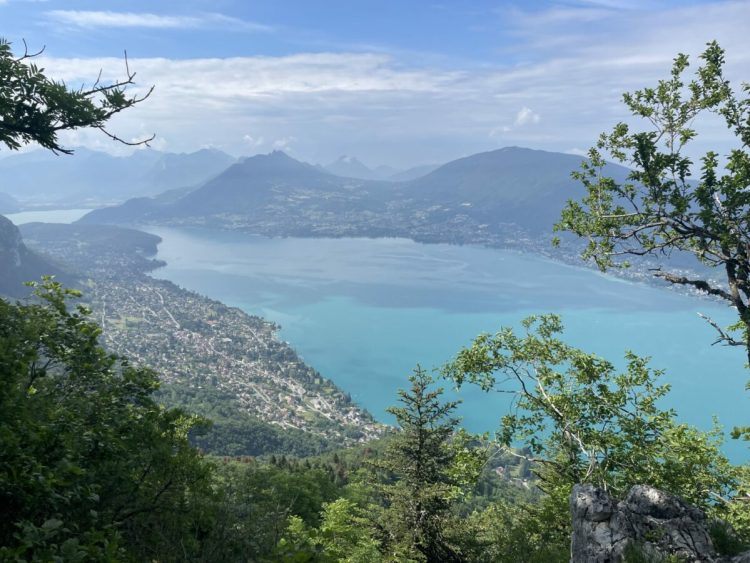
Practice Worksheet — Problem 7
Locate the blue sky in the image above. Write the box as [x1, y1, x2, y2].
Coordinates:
[2, 0, 749, 167]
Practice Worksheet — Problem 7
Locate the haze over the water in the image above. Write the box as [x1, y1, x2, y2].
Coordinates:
[2, 0, 748, 167]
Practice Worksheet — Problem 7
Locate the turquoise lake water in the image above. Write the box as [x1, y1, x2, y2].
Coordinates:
[145, 226, 749, 461]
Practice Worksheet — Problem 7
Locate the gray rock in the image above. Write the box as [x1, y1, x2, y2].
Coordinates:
[0, 214, 23, 268]
[570, 484, 750, 563]
[0, 215, 69, 297]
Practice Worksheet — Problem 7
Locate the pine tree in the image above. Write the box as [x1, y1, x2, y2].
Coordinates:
[380, 366, 465, 562]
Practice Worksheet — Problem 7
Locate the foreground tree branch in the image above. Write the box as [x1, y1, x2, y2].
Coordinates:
[0, 39, 154, 154]
[555, 41, 750, 362]
[650, 269, 734, 301]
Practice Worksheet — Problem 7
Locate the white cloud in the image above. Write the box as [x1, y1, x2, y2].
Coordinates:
[34, 1, 750, 167]
[243, 134, 265, 147]
[514, 107, 541, 127]
[489, 107, 540, 138]
[39, 52, 458, 100]
[272, 137, 297, 151]
[45, 10, 272, 32]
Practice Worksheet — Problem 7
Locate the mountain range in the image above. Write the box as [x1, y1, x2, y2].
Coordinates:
[2, 145, 700, 298]
[80, 147, 631, 246]
[0, 147, 236, 207]
[323, 155, 439, 182]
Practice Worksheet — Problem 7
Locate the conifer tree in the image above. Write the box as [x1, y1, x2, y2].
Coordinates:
[380, 367, 465, 562]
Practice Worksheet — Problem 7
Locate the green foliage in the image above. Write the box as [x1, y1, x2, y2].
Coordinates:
[720, 465, 750, 541]
[555, 41, 750, 360]
[157, 382, 333, 457]
[375, 367, 475, 562]
[0, 38, 152, 154]
[622, 542, 686, 563]
[0, 278, 214, 560]
[191, 459, 342, 561]
[731, 380, 750, 441]
[443, 314, 750, 542]
[276, 499, 381, 562]
[709, 518, 749, 557]
[446, 429, 490, 500]
[456, 448, 541, 517]
[461, 494, 570, 563]
[273, 371, 506, 562]
[384, 367, 461, 491]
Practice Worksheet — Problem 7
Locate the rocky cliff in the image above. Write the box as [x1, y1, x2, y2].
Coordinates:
[0, 215, 68, 297]
[570, 484, 750, 562]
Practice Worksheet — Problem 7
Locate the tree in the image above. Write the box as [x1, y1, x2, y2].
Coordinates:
[0, 38, 153, 154]
[443, 315, 750, 545]
[0, 279, 216, 560]
[462, 499, 569, 563]
[203, 459, 342, 561]
[555, 41, 750, 362]
[378, 367, 471, 563]
[276, 498, 382, 562]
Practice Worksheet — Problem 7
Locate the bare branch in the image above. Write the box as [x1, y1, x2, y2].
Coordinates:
[651, 269, 734, 302]
[697, 312, 747, 347]
[96, 127, 155, 148]
[16, 38, 45, 61]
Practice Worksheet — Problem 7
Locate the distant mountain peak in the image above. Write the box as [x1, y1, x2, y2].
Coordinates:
[191, 147, 230, 157]
[242, 150, 307, 166]
[221, 151, 329, 184]
[324, 155, 379, 180]
[244, 150, 304, 165]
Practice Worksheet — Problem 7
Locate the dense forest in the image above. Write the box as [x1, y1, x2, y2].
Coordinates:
[1, 36, 750, 562]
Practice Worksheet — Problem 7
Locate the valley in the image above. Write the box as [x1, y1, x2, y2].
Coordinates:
[2, 7, 748, 560]
[140, 225, 748, 462]
[7, 143, 736, 450]
[19, 222, 383, 449]
[77, 146, 721, 297]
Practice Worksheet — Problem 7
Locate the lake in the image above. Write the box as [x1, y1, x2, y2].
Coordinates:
[144, 226, 749, 461]
[4, 208, 93, 225]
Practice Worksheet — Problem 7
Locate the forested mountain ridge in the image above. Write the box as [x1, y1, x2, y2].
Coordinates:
[80, 150, 392, 234]
[400, 147, 631, 233]
[79, 146, 631, 249]
[171, 150, 390, 217]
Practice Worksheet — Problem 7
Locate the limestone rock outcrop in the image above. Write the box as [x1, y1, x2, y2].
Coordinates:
[570, 483, 750, 562]
[0, 215, 66, 297]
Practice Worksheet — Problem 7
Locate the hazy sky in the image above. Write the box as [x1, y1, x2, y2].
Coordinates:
[2, 0, 749, 168]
